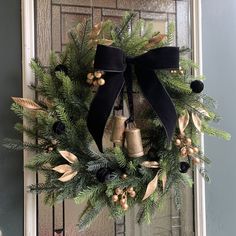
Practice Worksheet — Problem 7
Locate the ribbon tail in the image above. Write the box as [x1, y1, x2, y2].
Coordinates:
[135, 66, 177, 143]
[87, 73, 125, 152]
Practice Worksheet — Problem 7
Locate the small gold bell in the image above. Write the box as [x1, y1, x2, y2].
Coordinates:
[110, 115, 127, 144]
[125, 127, 144, 158]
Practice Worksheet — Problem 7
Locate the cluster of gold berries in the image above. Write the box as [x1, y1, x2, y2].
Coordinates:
[175, 136, 201, 164]
[112, 186, 136, 211]
[171, 66, 184, 75]
[86, 71, 105, 86]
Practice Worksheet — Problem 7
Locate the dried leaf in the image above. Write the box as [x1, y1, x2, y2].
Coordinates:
[88, 39, 98, 48]
[178, 111, 190, 134]
[53, 164, 72, 174]
[141, 161, 159, 168]
[142, 173, 159, 201]
[58, 171, 78, 182]
[192, 113, 202, 132]
[197, 108, 210, 118]
[12, 97, 42, 110]
[161, 171, 167, 191]
[89, 22, 103, 39]
[145, 34, 166, 49]
[149, 34, 166, 44]
[59, 151, 78, 164]
[99, 39, 113, 46]
[40, 97, 54, 108]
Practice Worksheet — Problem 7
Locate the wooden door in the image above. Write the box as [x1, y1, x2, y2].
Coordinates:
[35, 0, 194, 235]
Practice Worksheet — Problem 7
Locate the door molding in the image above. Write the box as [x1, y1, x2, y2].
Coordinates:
[22, 0, 36, 235]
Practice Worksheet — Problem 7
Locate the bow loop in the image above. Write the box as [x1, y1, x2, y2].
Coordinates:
[94, 44, 126, 72]
[87, 44, 179, 152]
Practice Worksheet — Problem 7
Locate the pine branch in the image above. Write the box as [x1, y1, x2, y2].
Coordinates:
[202, 123, 231, 140]
[78, 201, 104, 231]
[113, 147, 127, 168]
[74, 185, 103, 205]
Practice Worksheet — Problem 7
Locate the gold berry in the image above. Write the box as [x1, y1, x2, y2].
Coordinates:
[180, 147, 187, 157]
[121, 174, 127, 179]
[175, 139, 181, 146]
[48, 147, 53, 152]
[94, 71, 103, 78]
[112, 195, 119, 202]
[193, 157, 201, 164]
[127, 186, 134, 193]
[121, 203, 129, 211]
[51, 140, 58, 145]
[98, 78, 105, 86]
[87, 73, 94, 80]
[187, 148, 194, 155]
[193, 147, 199, 153]
[129, 191, 136, 198]
[186, 138, 192, 145]
[115, 188, 123, 195]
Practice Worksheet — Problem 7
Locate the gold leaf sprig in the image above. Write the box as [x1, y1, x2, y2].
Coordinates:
[12, 97, 42, 110]
[53, 151, 78, 182]
[178, 111, 190, 135]
[141, 160, 161, 200]
[145, 34, 167, 49]
[141, 161, 159, 169]
[142, 173, 159, 201]
[89, 22, 103, 39]
[191, 112, 202, 132]
[179, 110, 202, 133]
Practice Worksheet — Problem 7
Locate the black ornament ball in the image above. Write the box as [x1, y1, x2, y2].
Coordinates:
[54, 64, 69, 75]
[190, 80, 204, 93]
[52, 121, 66, 135]
[179, 162, 190, 173]
[148, 148, 160, 162]
[96, 167, 115, 183]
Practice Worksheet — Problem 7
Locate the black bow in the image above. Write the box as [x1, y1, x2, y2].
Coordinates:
[87, 44, 179, 152]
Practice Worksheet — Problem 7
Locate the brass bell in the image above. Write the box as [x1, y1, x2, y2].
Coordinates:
[110, 115, 127, 144]
[125, 127, 144, 158]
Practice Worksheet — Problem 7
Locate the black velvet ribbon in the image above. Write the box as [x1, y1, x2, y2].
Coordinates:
[87, 44, 179, 152]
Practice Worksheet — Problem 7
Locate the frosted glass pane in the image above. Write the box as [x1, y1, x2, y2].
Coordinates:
[36, 0, 193, 235]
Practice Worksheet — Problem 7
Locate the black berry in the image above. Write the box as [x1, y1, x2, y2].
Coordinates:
[54, 64, 69, 76]
[190, 80, 204, 93]
[52, 121, 66, 135]
[179, 162, 190, 173]
[96, 168, 115, 183]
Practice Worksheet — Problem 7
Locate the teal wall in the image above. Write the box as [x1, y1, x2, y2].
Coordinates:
[0, 0, 23, 235]
[202, 1, 236, 235]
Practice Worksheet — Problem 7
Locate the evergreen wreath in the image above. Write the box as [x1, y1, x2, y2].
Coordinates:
[5, 13, 230, 230]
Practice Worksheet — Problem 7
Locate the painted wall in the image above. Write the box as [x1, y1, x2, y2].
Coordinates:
[0, 0, 23, 235]
[202, 1, 236, 235]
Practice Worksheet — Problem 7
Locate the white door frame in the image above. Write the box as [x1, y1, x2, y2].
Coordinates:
[21, 0, 206, 235]
[192, 0, 207, 236]
[22, 1, 37, 236]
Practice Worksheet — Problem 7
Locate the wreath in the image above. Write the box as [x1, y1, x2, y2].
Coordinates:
[6, 13, 230, 230]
